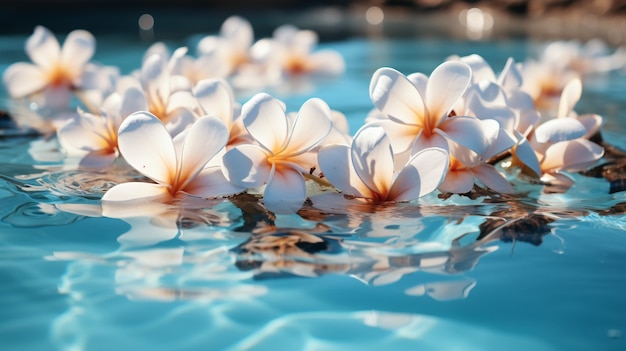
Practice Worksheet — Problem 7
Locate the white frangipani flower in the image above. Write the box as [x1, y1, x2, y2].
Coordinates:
[57, 86, 146, 168]
[222, 93, 333, 214]
[102, 112, 243, 204]
[318, 124, 449, 202]
[2, 26, 96, 109]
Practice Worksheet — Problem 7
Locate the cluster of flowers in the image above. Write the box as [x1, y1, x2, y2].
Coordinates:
[2, 17, 616, 214]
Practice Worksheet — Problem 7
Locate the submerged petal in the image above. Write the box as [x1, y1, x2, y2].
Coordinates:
[117, 112, 177, 185]
[263, 166, 306, 214]
[370, 67, 425, 126]
[389, 147, 449, 201]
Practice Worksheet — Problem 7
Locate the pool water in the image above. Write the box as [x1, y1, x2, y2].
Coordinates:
[1, 30, 626, 351]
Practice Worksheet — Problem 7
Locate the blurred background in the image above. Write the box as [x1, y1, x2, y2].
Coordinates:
[1, 0, 626, 43]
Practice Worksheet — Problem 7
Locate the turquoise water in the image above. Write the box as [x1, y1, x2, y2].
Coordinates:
[1, 31, 626, 351]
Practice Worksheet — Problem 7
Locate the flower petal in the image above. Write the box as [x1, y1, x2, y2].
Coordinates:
[512, 132, 541, 177]
[78, 150, 117, 169]
[26, 26, 60, 69]
[285, 98, 333, 154]
[497, 57, 523, 91]
[318, 144, 372, 198]
[437, 116, 489, 155]
[389, 147, 449, 201]
[577, 114, 603, 139]
[177, 116, 229, 190]
[438, 169, 475, 194]
[61, 29, 95, 71]
[370, 67, 425, 126]
[221, 16, 254, 50]
[542, 139, 604, 172]
[458, 54, 496, 83]
[57, 114, 110, 152]
[241, 93, 288, 152]
[222, 144, 271, 188]
[102, 182, 169, 203]
[370, 119, 420, 155]
[184, 166, 245, 198]
[120, 86, 148, 120]
[533, 118, 586, 144]
[310, 50, 345, 75]
[263, 166, 306, 214]
[194, 78, 235, 126]
[117, 112, 177, 184]
[557, 78, 582, 118]
[351, 125, 394, 196]
[2, 62, 47, 98]
[426, 61, 471, 126]
[472, 164, 513, 193]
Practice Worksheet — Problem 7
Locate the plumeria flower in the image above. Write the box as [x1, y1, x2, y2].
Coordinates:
[251, 24, 345, 78]
[2, 26, 96, 110]
[222, 93, 333, 214]
[369, 62, 493, 165]
[57, 86, 146, 168]
[537, 39, 626, 75]
[197, 16, 255, 77]
[102, 112, 244, 204]
[121, 50, 198, 136]
[318, 124, 449, 203]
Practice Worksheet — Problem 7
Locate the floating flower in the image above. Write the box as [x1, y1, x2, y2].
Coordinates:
[369, 62, 492, 162]
[57, 86, 146, 168]
[102, 112, 244, 204]
[197, 16, 255, 77]
[222, 93, 333, 214]
[2, 26, 96, 110]
[318, 124, 448, 202]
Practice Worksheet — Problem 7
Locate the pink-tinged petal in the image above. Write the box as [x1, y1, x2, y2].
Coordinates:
[241, 93, 288, 152]
[57, 114, 110, 152]
[285, 98, 333, 154]
[221, 16, 254, 50]
[516, 108, 540, 137]
[533, 118, 586, 144]
[2, 63, 47, 98]
[542, 139, 604, 172]
[513, 132, 541, 177]
[437, 116, 489, 155]
[318, 144, 372, 198]
[351, 125, 394, 196]
[370, 119, 420, 154]
[222, 144, 271, 188]
[117, 112, 177, 185]
[194, 78, 234, 126]
[577, 114, 603, 138]
[472, 164, 513, 193]
[557, 78, 582, 118]
[101, 182, 170, 203]
[120, 86, 148, 119]
[26, 26, 60, 68]
[389, 147, 449, 201]
[78, 150, 117, 169]
[426, 61, 471, 126]
[438, 169, 475, 194]
[370, 67, 425, 126]
[61, 29, 95, 70]
[540, 172, 575, 189]
[177, 116, 229, 190]
[184, 166, 245, 198]
[263, 166, 306, 214]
